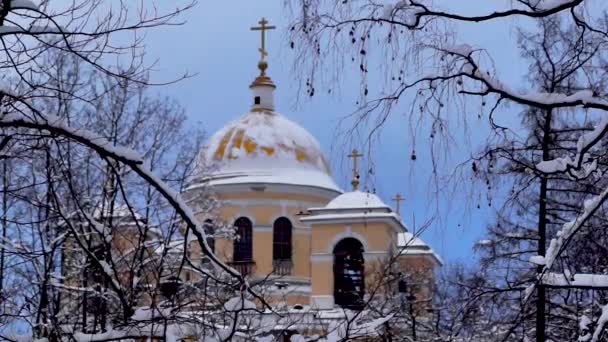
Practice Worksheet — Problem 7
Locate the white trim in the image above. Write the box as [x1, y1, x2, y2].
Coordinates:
[253, 225, 272, 233]
[266, 284, 312, 296]
[188, 182, 342, 199]
[311, 250, 388, 262]
[294, 227, 311, 235]
[222, 198, 326, 210]
[364, 251, 389, 261]
[227, 208, 256, 227]
[311, 253, 333, 263]
[311, 295, 334, 310]
[327, 230, 369, 254]
[269, 213, 298, 230]
[302, 215, 405, 235]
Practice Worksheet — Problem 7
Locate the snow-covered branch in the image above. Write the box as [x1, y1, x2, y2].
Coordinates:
[0, 110, 247, 287]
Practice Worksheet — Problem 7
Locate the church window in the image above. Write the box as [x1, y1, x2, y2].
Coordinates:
[272, 217, 293, 275]
[233, 217, 253, 262]
[254, 96, 261, 105]
[203, 219, 215, 253]
[333, 238, 365, 310]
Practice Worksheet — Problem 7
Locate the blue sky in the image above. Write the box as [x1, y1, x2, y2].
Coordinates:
[144, 1, 531, 263]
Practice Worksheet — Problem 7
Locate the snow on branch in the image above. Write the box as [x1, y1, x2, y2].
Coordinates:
[377, 0, 583, 29]
[438, 45, 608, 112]
[541, 272, 608, 289]
[535, 113, 608, 178]
[525, 183, 608, 300]
[591, 305, 608, 342]
[0, 109, 248, 289]
[1, 0, 39, 11]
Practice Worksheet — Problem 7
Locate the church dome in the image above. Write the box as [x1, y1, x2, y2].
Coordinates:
[326, 190, 389, 210]
[193, 111, 340, 192]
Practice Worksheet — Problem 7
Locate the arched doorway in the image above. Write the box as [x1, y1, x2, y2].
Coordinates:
[333, 238, 365, 310]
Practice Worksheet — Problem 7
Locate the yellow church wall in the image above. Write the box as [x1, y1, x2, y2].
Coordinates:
[194, 189, 332, 281]
[310, 222, 396, 254]
[309, 220, 401, 300]
[292, 231, 311, 279]
[311, 260, 332, 296]
[253, 230, 273, 274]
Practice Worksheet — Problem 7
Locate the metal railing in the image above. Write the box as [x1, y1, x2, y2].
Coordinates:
[229, 260, 255, 276]
[272, 259, 293, 276]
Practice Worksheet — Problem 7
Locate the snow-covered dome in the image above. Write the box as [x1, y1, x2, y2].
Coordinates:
[326, 191, 389, 210]
[193, 111, 340, 192]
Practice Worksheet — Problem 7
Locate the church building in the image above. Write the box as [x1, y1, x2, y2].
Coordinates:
[183, 18, 442, 314]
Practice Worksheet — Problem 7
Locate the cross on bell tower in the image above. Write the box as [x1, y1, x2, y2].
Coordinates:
[392, 193, 405, 215]
[348, 149, 363, 191]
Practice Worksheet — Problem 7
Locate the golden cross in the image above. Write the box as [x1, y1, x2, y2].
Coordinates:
[392, 193, 405, 215]
[348, 149, 363, 191]
[251, 17, 276, 62]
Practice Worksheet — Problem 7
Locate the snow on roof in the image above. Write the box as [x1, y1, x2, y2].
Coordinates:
[326, 191, 389, 210]
[398, 232, 443, 265]
[190, 111, 340, 192]
[192, 167, 341, 193]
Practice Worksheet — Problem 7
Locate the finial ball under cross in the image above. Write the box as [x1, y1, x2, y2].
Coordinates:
[251, 17, 276, 74]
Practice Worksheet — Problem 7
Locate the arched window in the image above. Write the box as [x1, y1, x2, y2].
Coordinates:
[203, 219, 215, 253]
[233, 217, 253, 262]
[272, 217, 293, 275]
[333, 238, 365, 310]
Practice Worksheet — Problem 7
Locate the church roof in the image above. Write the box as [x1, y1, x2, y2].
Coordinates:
[398, 232, 443, 265]
[189, 111, 340, 193]
[326, 190, 389, 210]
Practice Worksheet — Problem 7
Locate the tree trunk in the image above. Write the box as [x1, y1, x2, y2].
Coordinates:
[536, 109, 552, 342]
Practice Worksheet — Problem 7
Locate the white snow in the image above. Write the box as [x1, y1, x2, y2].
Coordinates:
[591, 305, 608, 342]
[381, 1, 423, 26]
[529, 255, 546, 266]
[0, 110, 250, 290]
[2, 0, 39, 10]
[191, 167, 341, 193]
[398, 232, 443, 265]
[0, 25, 60, 35]
[535, 112, 607, 177]
[192, 111, 340, 192]
[541, 272, 608, 288]
[325, 190, 389, 210]
[449, 44, 473, 56]
[475, 239, 494, 246]
[224, 295, 257, 311]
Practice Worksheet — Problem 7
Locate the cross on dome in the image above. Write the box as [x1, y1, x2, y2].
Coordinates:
[347, 149, 363, 191]
[249, 17, 277, 113]
[250, 17, 276, 76]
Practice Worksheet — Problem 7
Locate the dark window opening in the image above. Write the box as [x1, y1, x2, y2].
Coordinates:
[333, 238, 365, 310]
[203, 219, 215, 253]
[231, 217, 254, 275]
[233, 217, 252, 262]
[272, 217, 293, 275]
[254, 96, 261, 105]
